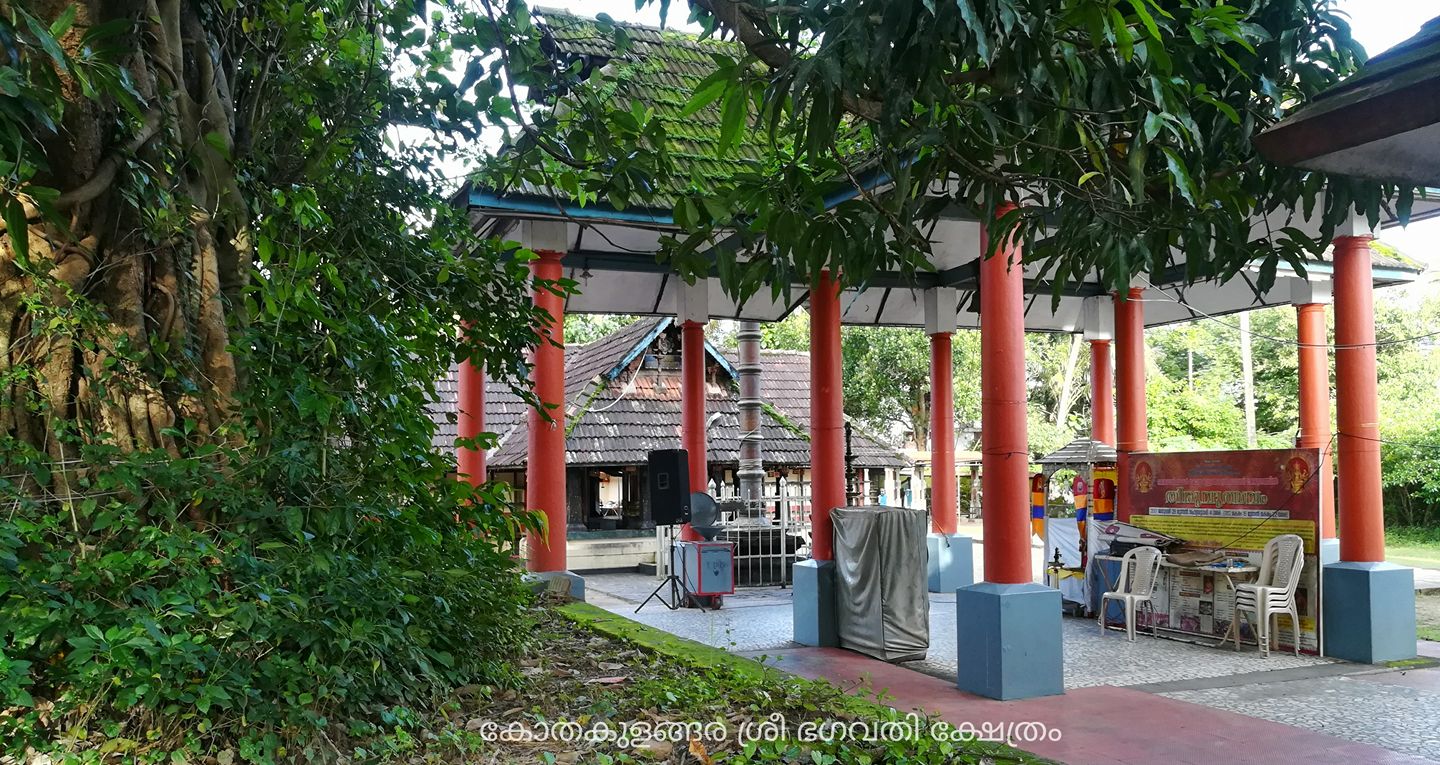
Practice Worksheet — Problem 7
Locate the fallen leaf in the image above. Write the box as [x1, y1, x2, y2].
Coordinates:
[586, 676, 629, 685]
[633, 739, 673, 759]
[598, 661, 624, 671]
[688, 737, 714, 765]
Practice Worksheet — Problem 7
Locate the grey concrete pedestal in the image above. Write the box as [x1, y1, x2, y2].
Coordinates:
[1322, 561, 1415, 663]
[1319, 538, 1340, 565]
[793, 559, 839, 647]
[955, 582, 1064, 700]
[927, 533, 974, 593]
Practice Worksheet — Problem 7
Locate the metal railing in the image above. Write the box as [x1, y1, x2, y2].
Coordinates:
[656, 478, 812, 587]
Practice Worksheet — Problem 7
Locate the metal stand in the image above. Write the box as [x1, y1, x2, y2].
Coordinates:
[636, 539, 707, 613]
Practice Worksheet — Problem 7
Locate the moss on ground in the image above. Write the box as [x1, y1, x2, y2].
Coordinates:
[358, 599, 1054, 763]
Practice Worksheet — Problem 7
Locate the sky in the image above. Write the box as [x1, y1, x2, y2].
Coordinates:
[529, 0, 1440, 281]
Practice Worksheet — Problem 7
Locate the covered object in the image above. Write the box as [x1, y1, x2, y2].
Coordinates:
[832, 506, 929, 662]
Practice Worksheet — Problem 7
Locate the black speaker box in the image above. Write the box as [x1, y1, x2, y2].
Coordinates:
[647, 449, 691, 526]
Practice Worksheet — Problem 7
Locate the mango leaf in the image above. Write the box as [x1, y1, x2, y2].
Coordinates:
[1160, 147, 1199, 205]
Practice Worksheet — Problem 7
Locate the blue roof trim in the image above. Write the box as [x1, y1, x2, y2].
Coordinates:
[821, 155, 916, 209]
[604, 317, 673, 381]
[705, 339, 739, 380]
[468, 189, 675, 226]
[1260, 261, 1422, 280]
[470, 156, 904, 229]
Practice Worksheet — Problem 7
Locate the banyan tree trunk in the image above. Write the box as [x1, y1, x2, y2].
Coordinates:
[2, 0, 247, 498]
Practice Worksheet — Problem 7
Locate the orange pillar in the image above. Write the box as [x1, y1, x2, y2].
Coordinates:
[1334, 236, 1385, 563]
[1089, 340, 1115, 447]
[1114, 288, 1148, 453]
[1296, 301, 1336, 539]
[980, 204, 1030, 584]
[526, 250, 567, 572]
[809, 270, 844, 561]
[680, 320, 707, 541]
[457, 347, 487, 486]
[930, 331, 957, 534]
[1114, 287, 1146, 518]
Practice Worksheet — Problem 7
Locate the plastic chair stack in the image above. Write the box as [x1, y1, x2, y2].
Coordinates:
[1233, 533, 1305, 656]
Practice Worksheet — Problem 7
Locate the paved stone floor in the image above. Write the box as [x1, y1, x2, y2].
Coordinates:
[1161, 670, 1440, 762]
[588, 573, 1332, 687]
[585, 571, 1440, 762]
[1415, 566, 1440, 591]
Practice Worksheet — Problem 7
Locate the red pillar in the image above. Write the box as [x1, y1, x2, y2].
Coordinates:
[980, 204, 1030, 584]
[526, 250, 567, 572]
[680, 320, 707, 541]
[1114, 288, 1146, 519]
[809, 270, 844, 561]
[457, 346, 487, 486]
[1296, 302, 1336, 539]
[1089, 340, 1115, 447]
[1114, 288, 1148, 453]
[930, 332, 957, 534]
[1334, 236, 1385, 563]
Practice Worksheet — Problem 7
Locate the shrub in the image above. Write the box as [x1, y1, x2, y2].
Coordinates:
[0, 447, 535, 762]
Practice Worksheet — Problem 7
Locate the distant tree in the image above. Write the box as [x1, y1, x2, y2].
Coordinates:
[761, 310, 810, 351]
[840, 327, 984, 450]
[567, 314, 641, 345]
[1375, 296, 1440, 527]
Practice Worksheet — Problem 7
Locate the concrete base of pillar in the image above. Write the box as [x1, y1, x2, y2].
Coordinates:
[524, 570, 587, 601]
[955, 582, 1064, 700]
[1322, 562, 1415, 663]
[927, 534, 975, 593]
[1319, 538, 1341, 565]
[793, 559, 839, 647]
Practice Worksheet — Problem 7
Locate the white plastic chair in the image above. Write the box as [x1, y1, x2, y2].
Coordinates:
[1233, 534, 1305, 656]
[1099, 546, 1164, 641]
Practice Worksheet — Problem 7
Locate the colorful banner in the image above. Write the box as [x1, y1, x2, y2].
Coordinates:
[1118, 448, 1323, 654]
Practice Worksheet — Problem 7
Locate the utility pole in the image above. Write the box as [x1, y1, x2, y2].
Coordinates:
[1240, 313, 1258, 448]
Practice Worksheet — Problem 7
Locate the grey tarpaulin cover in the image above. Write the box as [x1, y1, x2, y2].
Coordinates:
[832, 506, 929, 662]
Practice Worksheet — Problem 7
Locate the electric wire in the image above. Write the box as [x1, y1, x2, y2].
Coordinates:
[1137, 278, 1440, 350]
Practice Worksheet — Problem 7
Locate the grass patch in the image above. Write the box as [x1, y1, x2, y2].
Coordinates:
[1416, 591, 1440, 643]
[356, 599, 1055, 763]
[1385, 527, 1440, 570]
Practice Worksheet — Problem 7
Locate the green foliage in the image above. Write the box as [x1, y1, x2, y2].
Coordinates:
[539, 0, 1413, 306]
[841, 327, 981, 449]
[2, 0, 561, 760]
[764, 312, 1077, 455]
[1148, 307, 1294, 448]
[0, 5, 136, 249]
[1376, 297, 1440, 526]
[567, 314, 642, 345]
[1, 457, 533, 760]
[761, 310, 811, 351]
[1146, 371, 1248, 451]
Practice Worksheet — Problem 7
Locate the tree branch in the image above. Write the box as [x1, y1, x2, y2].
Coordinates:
[54, 107, 166, 210]
[689, 0, 883, 121]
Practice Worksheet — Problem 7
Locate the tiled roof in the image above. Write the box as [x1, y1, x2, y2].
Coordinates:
[1037, 438, 1118, 467]
[476, 7, 768, 207]
[430, 319, 910, 471]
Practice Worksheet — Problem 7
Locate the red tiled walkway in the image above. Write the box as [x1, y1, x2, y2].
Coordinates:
[760, 647, 1439, 765]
